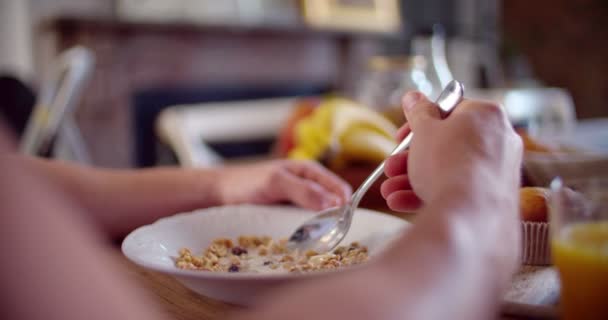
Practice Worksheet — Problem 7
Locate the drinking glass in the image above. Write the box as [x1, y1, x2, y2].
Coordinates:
[549, 177, 608, 320]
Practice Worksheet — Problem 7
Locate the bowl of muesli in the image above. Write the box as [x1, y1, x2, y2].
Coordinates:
[122, 205, 408, 305]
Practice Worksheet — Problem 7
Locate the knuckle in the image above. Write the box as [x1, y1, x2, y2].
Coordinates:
[461, 102, 508, 131]
[270, 166, 286, 181]
[415, 100, 438, 111]
[408, 101, 439, 122]
[304, 185, 322, 201]
[303, 159, 321, 170]
[476, 102, 505, 122]
[276, 159, 292, 169]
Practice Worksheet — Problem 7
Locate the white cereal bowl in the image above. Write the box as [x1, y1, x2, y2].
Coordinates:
[122, 205, 409, 305]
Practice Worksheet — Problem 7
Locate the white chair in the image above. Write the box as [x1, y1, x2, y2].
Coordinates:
[156, 97, 298, 167]
[20, 46, 95, 163]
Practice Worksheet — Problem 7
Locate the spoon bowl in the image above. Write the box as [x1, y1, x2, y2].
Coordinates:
[288, 80, 465, 253]
[287, 205, 352, 252]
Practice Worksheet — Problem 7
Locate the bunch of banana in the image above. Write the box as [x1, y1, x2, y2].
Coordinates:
[288, 97, 398, 169]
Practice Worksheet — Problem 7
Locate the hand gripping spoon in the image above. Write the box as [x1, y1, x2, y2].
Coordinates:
[287, 80, 465, 253]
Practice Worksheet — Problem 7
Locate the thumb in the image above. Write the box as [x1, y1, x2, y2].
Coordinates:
[402, 91, 441, 132]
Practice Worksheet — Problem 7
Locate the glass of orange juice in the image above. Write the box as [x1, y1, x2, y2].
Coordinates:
[549, 177, 608, 320]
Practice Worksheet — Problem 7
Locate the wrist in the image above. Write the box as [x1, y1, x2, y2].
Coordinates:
[424, 179, 521, 274]
[382, 200, 517, 285]
[429, 164, 517, 216]
[190, 167, 224, 207]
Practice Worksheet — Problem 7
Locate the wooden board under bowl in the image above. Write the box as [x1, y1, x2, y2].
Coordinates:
[503, 265, 560, 319]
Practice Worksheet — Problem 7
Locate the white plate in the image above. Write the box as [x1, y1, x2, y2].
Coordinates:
[122, 205, 409, 305]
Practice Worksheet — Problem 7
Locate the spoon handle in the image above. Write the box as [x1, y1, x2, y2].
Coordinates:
[350, 133, 413, 207]
[349, 80, 464, 208]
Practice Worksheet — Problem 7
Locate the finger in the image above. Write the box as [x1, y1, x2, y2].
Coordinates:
[384, 152, 409, 178]
[380, 175, 412, 199]
[395, 123, 411, 142]
[286, 161, 352, 205]
[386, 190, 422, 212]
[402, 91, 441, 132]
[277, 170, 337, 210]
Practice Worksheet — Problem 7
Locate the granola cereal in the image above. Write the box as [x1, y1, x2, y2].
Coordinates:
[175, 236, 369, 274]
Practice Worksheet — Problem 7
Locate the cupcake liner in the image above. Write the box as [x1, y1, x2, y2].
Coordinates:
[521, 222, 551, 266]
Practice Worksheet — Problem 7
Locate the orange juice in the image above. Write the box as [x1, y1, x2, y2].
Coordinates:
[552, 222, 608, 320]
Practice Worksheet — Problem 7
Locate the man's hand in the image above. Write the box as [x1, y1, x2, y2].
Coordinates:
[215, 160, 352, 211]
[234, 95, 524, 320]
[381, 92, 522, 212]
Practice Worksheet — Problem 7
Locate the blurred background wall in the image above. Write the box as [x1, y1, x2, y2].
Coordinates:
[1, 0, 606, 167]
[503, 0, 608, 119]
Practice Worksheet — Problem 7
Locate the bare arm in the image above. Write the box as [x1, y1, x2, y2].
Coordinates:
[0, 145, 348, 320]
[234, 194, 516, 320]
[0, 93, 521, 320]
[15, 156, 221, 238]
[0, 154, 514, 320]
[234, 94, 523, 320]
[0, 153, 170, 320]
[9, 157, 351, 239]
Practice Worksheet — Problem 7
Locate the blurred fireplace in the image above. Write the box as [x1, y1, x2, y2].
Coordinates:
[39, 17, 385, 168]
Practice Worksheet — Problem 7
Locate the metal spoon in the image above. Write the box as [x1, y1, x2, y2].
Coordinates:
[287, 80, 465, 253]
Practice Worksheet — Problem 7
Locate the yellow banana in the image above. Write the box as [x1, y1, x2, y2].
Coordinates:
[335, 126, 397, 166]
[292, 117, 330, 159]
[323, 98, 397, 139]
[288, 96, 399, 166]
[288, 146, 316, 160]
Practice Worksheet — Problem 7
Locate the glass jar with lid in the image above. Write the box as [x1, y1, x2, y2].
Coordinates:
[356, 55, 438, 125]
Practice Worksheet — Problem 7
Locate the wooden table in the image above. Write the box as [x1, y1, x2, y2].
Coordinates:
[118, 251, 237, 320]
[117, 250, 559, 320]
[116, 203, 559, 320]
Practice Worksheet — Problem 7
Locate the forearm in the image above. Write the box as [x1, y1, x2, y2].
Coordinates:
[238, 190, 518, 320]
[380, 197, 518, 319]
[374, 172, 520, 319]
[81, 166, 222, 238]
[12, 156, 222, 238]
[1, 160, 170, 320]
